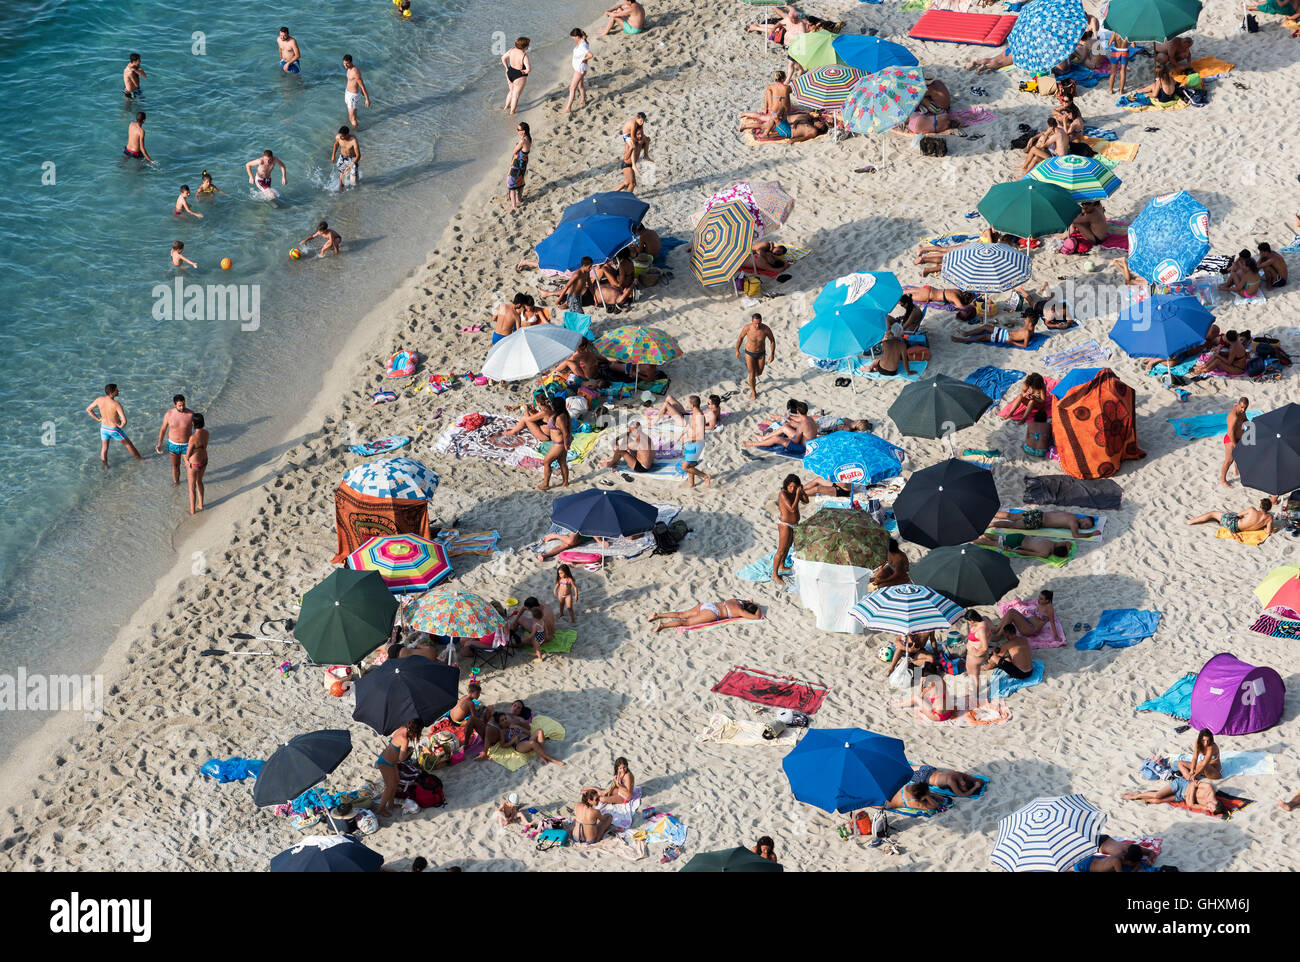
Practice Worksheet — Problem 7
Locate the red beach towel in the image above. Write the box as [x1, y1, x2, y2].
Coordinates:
[711, 665, 829, 713]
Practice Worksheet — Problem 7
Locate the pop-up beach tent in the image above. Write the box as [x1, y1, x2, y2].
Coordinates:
[1189, 653, 1284, 736]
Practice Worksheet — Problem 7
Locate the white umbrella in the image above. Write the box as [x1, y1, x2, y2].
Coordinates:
[482, 325, 583, 382]
[989, 794, 1105, 872]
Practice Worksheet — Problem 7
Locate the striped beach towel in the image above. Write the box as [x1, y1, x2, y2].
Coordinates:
[1248, 611, 1300, 640]
[1044, 339, 1110, 374]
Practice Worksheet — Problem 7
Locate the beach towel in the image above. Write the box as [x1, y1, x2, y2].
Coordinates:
[538, 428, 604, 465]
[432, 413, 536, 467]
[908, 9, 1018, 45]
[1098, 231, 1129, 251]
[811, 355, 928, 380]
[991, 508, 1107, 542]
[597, 788, 644, 833]
[597, 378, 670, 402]
[652, 236, 687, 269]
[434, 529, 501, 556]
[1082, 125, 1117, 141]
[999, 377, 1056, 422]
[950, 105, 997, 125]
[1043, 339, 1110, 374]
[736, 550, 794, 582]
[1075, 609, 1161, 650]
[996, 597, 1067, 648]
[1082, 138, 1140, 162]
[632, 460, 687, 481]
[562, 310, 594, 340]
[1280, 235, 1300, 255]
[333, 484, 431, 563]
[965, 364, 1025, 401]
[960, 448, 1005, 468]
[1216, 526, 1270, 545]
[977, 539, 1077, 567]
[200, 757, 264, 782]
[1023, 474, 1122, 509]
[893, 797, 954, 817]
[484, 714, 565, 771]
[696, 712, 802, 747]
[1173, 750, 1275, 778]
[1053, 64, 1109, 87]
[1135, 672, 1195, 719]
[645, 814, 688, 846]
[903, 701, 1014, 726]
[522, 503, 681, 559]
[1168, 790, 1253, 821]
[1247, 611, 1300, 641]
[1117, 95, 1187, 112]
[348, 435, 411, 457]
[711, 665, 829, 713]
[1172, 57, 1234, 83]
[744, 129, 790, 146]
[1148, 356, 1199, 381]
[678, 614, 764, 633]
[968, 331, 1048, 351]
[540, 629, 576, 654]
[927, 774, 990, 798]
[987, 660, 1045, 699]
[923, 232, 977, 248]
[1054, 370, 1144, 480]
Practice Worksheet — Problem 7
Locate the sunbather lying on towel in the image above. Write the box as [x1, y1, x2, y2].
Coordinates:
[975, 531, 1073, 559]
[915, 231, 1003, 276]
[537, 530, 610, 561]
[1074, 845, 1149, 872]
[995, 590, 1064, 646]
[744, 398, 819, 453]
[984, 630, 1034, 681]
[1187, 498, 1276, 535]
[888, 781, 946, 811]
[911, 765, 986, 797]
[990, 509, 1099, 537]
[952, 314, 1039, 347]
[1123, 777, 1223, 816]
[647, 598, 761, 631]
[904, 285, 981, 322]
[749, 241, 788, 272]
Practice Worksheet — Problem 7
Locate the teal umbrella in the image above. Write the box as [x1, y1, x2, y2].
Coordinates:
[294, 569, 399, 665]
[1104, 0, 1201, 41]
[978, 181, 1079, 239]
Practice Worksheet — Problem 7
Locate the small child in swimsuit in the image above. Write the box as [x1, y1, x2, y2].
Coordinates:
[174, 185, 203, 219]
[170, 241, 197, 269]
[553, 563, 578, 623]
[196, 170, 225, 196]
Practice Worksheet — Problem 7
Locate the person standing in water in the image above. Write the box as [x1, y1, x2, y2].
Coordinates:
[331, 125, 361, 189]
[186, 413, 209, 514]
[245, 149, 287, 195]
[155, 394, 195, 486]
[502, 37, 530, 114]
[124, 112, 152, 163]
[123, 53, 145, 100]
[343, 54, 371, 127]
[277, 27, 301, 74]
[86, 384, 144, 467]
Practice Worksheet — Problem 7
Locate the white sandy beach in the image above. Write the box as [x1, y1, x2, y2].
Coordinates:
[2, 0, 1299, 871]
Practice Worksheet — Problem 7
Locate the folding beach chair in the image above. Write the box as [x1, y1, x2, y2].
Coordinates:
[466, 629, 514, 672]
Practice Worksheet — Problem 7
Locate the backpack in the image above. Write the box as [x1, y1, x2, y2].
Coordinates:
[537, 828, 569, 850]
[1060, 232, 1093, 256]
[1245, 357, 1268, 378]
[413, 773, 446, 809]
[742, 276, 762, 298]
[650, 521, 680, 556]
[919, 136, 947, 158]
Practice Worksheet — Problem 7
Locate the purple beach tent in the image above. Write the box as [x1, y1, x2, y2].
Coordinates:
[1189, 653, 1285, 736]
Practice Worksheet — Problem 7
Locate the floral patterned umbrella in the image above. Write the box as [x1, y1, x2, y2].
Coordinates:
[791, 64, 865, 111]
[841, 66, 926, 136]
[701, 181, 792, 234]
[593, 326, 682, 365]
[1006, 0, 1087, 75]
[404, 588, 503, 638]
[792, 509, 890, 569]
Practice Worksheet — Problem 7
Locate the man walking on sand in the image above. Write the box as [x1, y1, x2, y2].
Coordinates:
[681, 395, 712, 489]
[1221, 396, 1249, 487]
[87, 384, 144, 467]
[735, 312, 776, 399]
[155, 393, 195, 485]
[343, 55, 371, 127]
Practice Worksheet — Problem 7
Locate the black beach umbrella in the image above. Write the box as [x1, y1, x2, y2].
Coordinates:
[893, 459, 1000, 548]
[352, 656, 459, 736]
[911, 544, 1019, 608]
[1233, 403, 1300, 495]
[680, 847, 784, 873]
[552, 488, 658, 538]
[269, 835, 384, 873]
[253, 729, 353, 808]
[887, 374, 994, 439]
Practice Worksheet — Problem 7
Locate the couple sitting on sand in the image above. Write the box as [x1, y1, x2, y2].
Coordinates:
[887, 766, 985, 811]
[573, 757, 637, 842]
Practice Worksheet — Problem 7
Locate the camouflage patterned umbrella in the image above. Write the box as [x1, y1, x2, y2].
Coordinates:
[792, 509, 890, 569]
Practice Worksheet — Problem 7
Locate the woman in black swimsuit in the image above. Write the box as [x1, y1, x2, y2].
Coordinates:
[1139, 63, 1180, 104]
[501, 37, 530, 114]
[507, 122, 531, 211]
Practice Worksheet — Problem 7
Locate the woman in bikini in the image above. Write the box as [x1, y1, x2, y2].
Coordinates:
[773, 473, 807, 584]
[739, 71, 793, 138]
[475, 711, 509, 760]
[375, 719, 422, 817]
[503, 711, 564, 765]
[584, 756, 636, 804]
[1177, 729, 1222, 780]
[185, 412, 208, 515]
[1220, 251, 1262, 299]
[506, 122, 531, 211]
[537, 399, 570, 491]
[870, 538, 911, 589]
[997, 589, 1063, 644]
[573, 789, 614, 842]
[904, 286, 981, 322]
[962, 610, 997, 691]
[647, 598, 761, 632]
[501, 37, 530, 114]
[1001, 372, 1049, 422]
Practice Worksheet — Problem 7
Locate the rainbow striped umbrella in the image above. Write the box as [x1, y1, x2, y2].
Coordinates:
[842, 66, 926, 135]
[346, 534, 452, 595]
[405, 588, 503, 638]
[788, 30, 842, 70]
[791, 64, 865, 110]
[691, 200, 759, 288]
[594, 326, 682, 365]
[1024, 154, 1121, 200]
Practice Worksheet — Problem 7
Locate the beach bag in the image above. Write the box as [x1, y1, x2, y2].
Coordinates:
[413, 773, 446, 809]
[772, 708, 810, 728]
[1067, 140, 1095, 158]
[537, 828, 569, 850]
[919, 136, 947, 158]
[1061, 232, 1093, 255]
[1245, 357, 1268, 378]
[887, 657, 913, 690]
[639, 268, 662, 287]
[742, 276, 762, 297]
[650, 521, 680, 556]
[906, 345, 930, 362]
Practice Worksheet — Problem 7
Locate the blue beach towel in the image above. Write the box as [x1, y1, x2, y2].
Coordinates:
[1147, 357, 1199, 380]
[964, 365, 1025, 400]
[653, 237, 688, 268]
[1167, 409, 1262, 440]
[1075, 609, 1161, 650]
[811, 355, 927, 381]
[1136, 672, 1196, 720]
[562, 310, 594, 340]
[200, 757, 265, 783]
[1082, 125, 1118, 141]
[928, 775, 991, 799]
[1055, 64, 1108, 87]
[736, 550, 792, 582]
[974, 332, 1048, 352]
[1173, 750, 1275, 778]
[1280, 235, 1300, 255]
[988, 660, 1045, 699]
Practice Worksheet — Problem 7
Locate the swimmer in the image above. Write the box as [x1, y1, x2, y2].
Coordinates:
[170, 241, 197, 270]
[276, 27, 301, 74]
[245, 149, 287, 196]
[331, 125, 361, 189]
[196, 170, 226, 197]
[173, 185, 203, 219]
[343, 54, 371, 127]
[124, 112, 152, 163]
[302, 220, 343, 257]
[86, 384, 145, 467]
[123, 53, 145, 100]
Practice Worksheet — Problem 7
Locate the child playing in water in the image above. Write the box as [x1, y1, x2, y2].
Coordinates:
[554, 563, 578, 624]
[196, 170, 226, 197]
[301, 220, 343, 257]
[174, 185, 203, 219]
[170, 241, 197, 269]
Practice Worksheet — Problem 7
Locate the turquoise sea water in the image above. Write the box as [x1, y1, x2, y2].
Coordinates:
[0, 0, 601, 758]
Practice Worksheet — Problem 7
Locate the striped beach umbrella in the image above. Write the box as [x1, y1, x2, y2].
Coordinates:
[802, 431, 905, 486]
[788, 30, 842, 70]
[978, 180, 1080, 239]
[1127, 191, 1210, 285]
[791, 64, 865, 110]
[940, 242, 1032, 293]
[405, 588, 504, 638]
[850, 583, 964, 634]
[346, 534, 452, 595]
[1006, 0, 1087, 75]
[593, 326, 681, 365]
[341, 457, 440, 501]
[841, 66, 926, 135]
[990, 794, 1106, 872]
[691, 200, 759, 288]
[832, 34, 917, 73]
[1105, 0, 1201, 42]
[1025, 154, 1121, 200]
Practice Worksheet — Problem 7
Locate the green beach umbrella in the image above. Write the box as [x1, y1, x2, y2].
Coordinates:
[788, 30, 842, 70]
[1104, 0, 1201, 41]
[977, 180, 1079, 239]
[793, 509, 890, 569]
[681, 847, 784, 873]
[294, 568, 399, 665]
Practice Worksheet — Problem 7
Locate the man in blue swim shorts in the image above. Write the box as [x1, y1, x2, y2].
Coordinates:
[156, 393, 195, 485]
[86, 383, 144, 468]
[680, 395, 712, 488]
[601, 0, 646, 35]
[277, 28, 301, 74]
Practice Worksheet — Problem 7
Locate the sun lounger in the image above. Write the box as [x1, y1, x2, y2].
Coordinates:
[908, 9, 1018, 45]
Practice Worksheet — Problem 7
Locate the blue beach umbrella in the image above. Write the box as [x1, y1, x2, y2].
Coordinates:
[798, 310, 888, 361]
[1109, 294, 1214, 359]
[535, 215, 636, 272]
[1006, 0, 1088, 75]
[1050, 367, 1108, 398]
[812, 270, 904, 318]
[831, 34, 918, 73]
[559, 192, 650, 226]
[1126, 191, 1210, 285]
[551, 489, 657, 538]
[783, 729, 913, 813]
[802, 431, 905, 486]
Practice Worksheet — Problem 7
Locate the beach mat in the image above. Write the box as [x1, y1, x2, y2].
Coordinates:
[977, 540, 1077, 567]
[1172, 57, 1234, 83]
[1248, 611, 1300, 640]
[1169, 790, 1253, 821]
[1075, 609, 1161, 650]
[996, 597, 1066, 649]
[1135, 672, 1195, 720]
[1082, 138, 1140, 162]
[1044, 338, 1110, 374]
[963, 331, 1048, 351]
[432, 413, 536, 467]
[1167, 409, 1262, 440]
[1173, 750, 1275, 778]
[711, 665, 829, 714]
[965, 365, 1025, 401]
[539, 629, 576, 654]
[696, 712, 802, 747]
[1216, 526, 1270, 546]
[1023, 475, 1122, 509]
[349, 435, 411, 457]
[908, 9, 1017, 45]
[484, 715, 565, 771]
[736, 550, 793, 582]
[988, 660, 1045, 699]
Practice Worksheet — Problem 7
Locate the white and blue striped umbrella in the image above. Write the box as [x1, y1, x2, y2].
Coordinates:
[1127, 190, 1210, 285]
[940, 242, 1032, 293]
[341, 457, 440, 501]
[1006, 0, 1087, 75]
[990, 794, 1106, 872]
[849, 583, 964, 634]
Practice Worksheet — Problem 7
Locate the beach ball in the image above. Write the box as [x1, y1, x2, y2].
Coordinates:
[1082, 259, 1097, 272]
[220, 257, 233, 270]
[289, 248, 301, 259]
[877, 644, 894, 663]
